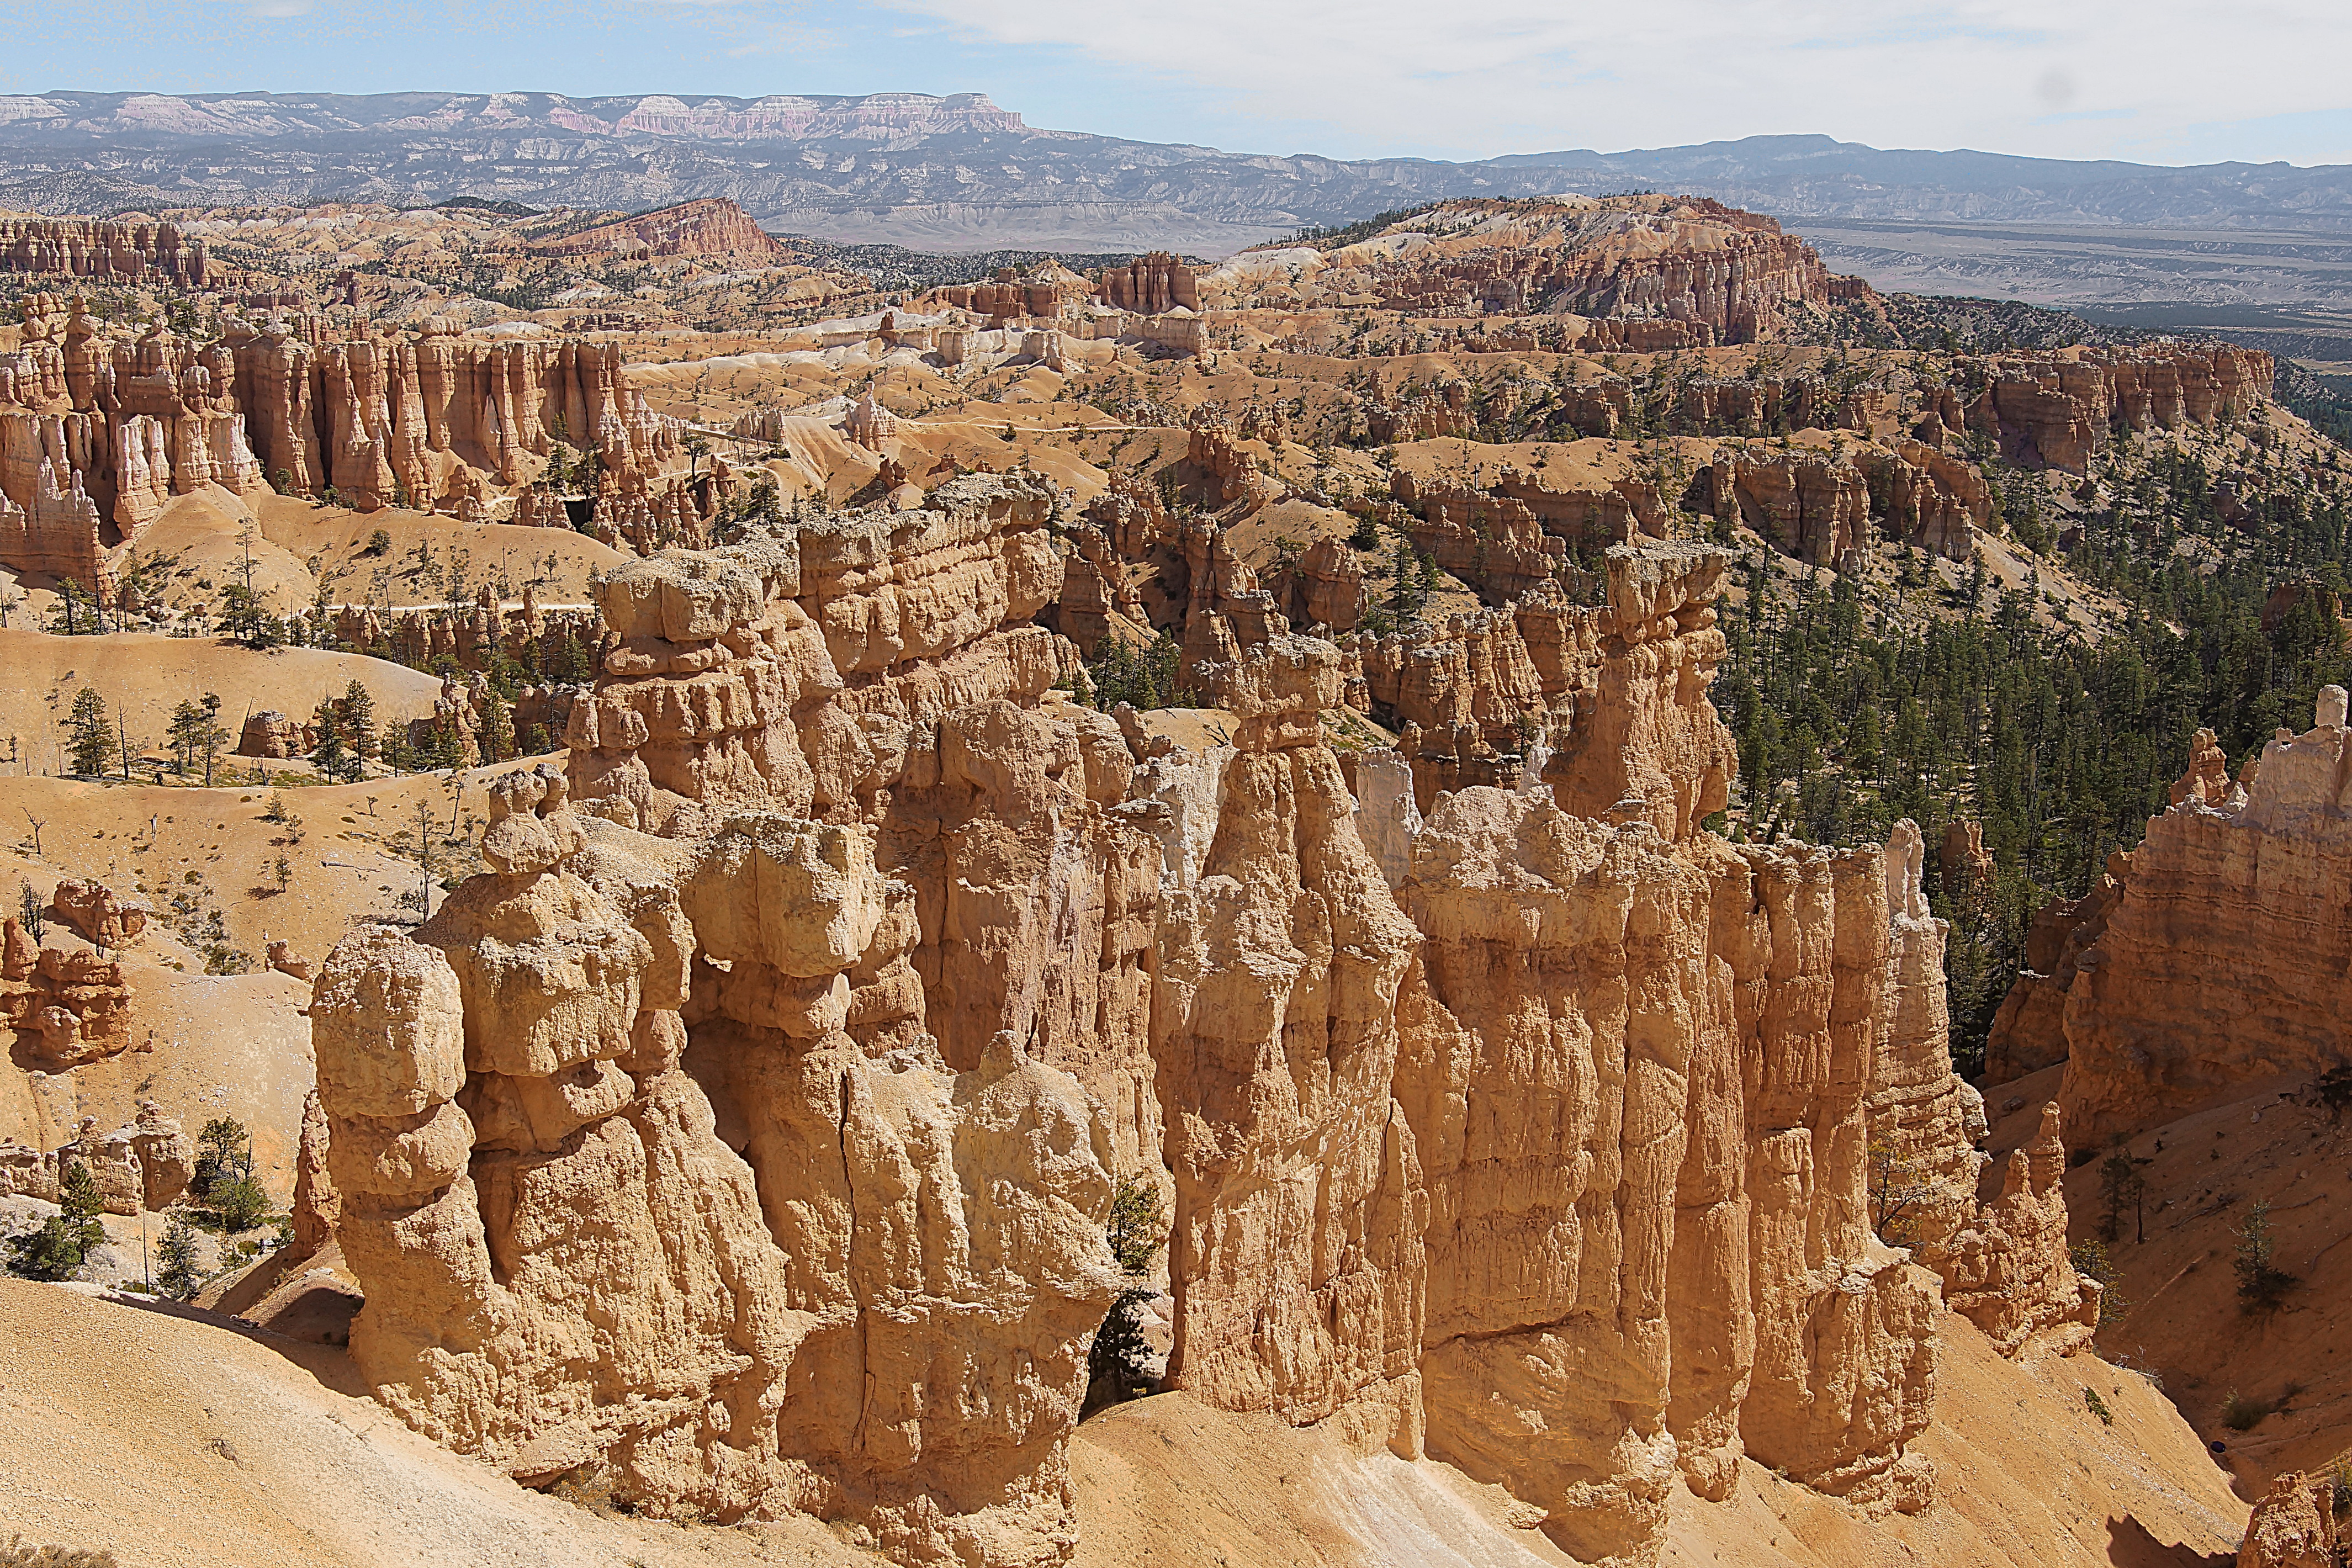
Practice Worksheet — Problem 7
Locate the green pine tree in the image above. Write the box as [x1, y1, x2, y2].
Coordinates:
[156, 1212, 202, 1300]
[65, 687, 112, 775]
[6, 1163, 107, 1281]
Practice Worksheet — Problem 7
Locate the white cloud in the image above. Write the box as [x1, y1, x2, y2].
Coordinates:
[873, 0, 2352, 163]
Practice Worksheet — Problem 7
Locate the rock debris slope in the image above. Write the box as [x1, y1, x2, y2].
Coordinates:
[310, 478, 2104, 1567]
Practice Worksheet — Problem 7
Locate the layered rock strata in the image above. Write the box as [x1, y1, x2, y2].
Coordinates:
[2, 916, 136, 1067]
[2038, 692, 2352, 1142]
[0, 294, 679, 592]
[0, 215, 209, 285]
[314, 509, 2081, 1568]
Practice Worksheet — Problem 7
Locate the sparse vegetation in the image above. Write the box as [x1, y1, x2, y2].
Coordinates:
[5, 1163, 106, 1282]
[2083, 1386, 2113, 1426]
[191, 1117, 272, 1234]
[2069, 1237, 2128, 1325]
[2233, 1199, 2296, 1310]
[1073, 632, 1193, 713]
[1105, 1174, 1163, 1277]
[2222, 1388, 2275, 1431]
[155, 1213, 202, 1300]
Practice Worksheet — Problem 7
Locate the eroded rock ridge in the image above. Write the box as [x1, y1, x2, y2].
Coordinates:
[311, 482, 2087, 1566]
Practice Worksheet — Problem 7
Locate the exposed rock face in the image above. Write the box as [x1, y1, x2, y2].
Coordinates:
[0, 1137, 56, 1201]
[48, 878, 149, 949]
[236, 709, 309, 759]
[2238, 1471, 2340, 1568]
[1867, 820, 1987, 1259]
[2055, 691, 2352, 1142]
[1096, 252, 1199, 315]
[1982, 862, 2122, 1085]
[1543, 543, 1740, 843]
[1395, 796, 1950, 1558]
[64, 1116, 147, 1216]
[568, 471, 1066, 835]
[0, 300, 263, 580]
[1709, 448, 1873, 566]
[1707, 443, 1986, 565]
[288, 1088, 339, 1260]
[528, 197, 785, 261]
[1208, 196, 1857, 342]
[131, 1100, 195, 1212]
[315, 481, 1125, 1562]
[0, 292, 680, 592]
[1943, 343, 2275, 474]
[1938, 819, 1994, 894]
[0, 215, 209, 285]
[312, 513, 2048, 1568]
[1, 917, 135, 1068]
[1929, 1104, 2097, 1354]
[1149, 635, 1428, 1453]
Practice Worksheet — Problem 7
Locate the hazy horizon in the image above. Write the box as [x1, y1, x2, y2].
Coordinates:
[5, 0, 2349, 171]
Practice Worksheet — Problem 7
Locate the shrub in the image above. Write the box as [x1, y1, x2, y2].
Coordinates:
[2222, 1389, 2275, 1431]
[2233, 1199, 2296, 1310]
[2069, 1237, 2128, 1325]
[1105, 1174, 1163, 1278]
[1080, 633, 1191, 713]
[2083, 1386, 2113, 1425]
[1087, 1286, 1158, 1403]
[209, 1175, 271, 1235]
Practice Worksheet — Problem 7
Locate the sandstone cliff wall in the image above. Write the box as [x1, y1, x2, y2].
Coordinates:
[0, 215, 209, 285]
[0, 294, 679, 594]
[2051, 693, 2352, 1143]
[310, 508, 2086, 1567]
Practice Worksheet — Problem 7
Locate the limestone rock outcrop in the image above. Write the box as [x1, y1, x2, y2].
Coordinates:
[1096, 253, 1199, 315]
[131, 1100, 196, 1212]
[0, 293, 681, 593]
[2053, 690, 2352, 1142]
[49, 878, 149, 949]
[527, 198, 785, 261]
[1928, 1104, 2097, 1354]
[1207, 196, 1858, 342]
[311, 508, 2047, 1568]
[0, 215, 209, 285]
[1982, 862, 2122, 1085]
[1542, 543, 1740, 843]
[1149, 634, 1428, 1452]
[1938, 343, 2275, 474]
[1867, 819, 1987, 1258]
[2, 917, 135, 1067]
[236, 710, 310, 759]
[2238, 1471, 2340, 1568]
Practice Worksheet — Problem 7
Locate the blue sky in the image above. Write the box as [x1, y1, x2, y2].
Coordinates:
[7, 0, 2350, 167]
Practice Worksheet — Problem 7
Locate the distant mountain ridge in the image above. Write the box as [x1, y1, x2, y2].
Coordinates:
[4, 93, 2352, 296]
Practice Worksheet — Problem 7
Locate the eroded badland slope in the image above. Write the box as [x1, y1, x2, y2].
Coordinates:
[0, 189, 2341, 1568]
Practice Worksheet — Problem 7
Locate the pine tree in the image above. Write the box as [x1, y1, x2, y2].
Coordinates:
[312, 722, 352, 783]
[167, 698, 204, 775]
[156, 1212, 202, 1300]
[342, 680, 378, 759]
[481, 694, 516, 764]
[6, 1163, 105, 1281]
[65, 687, 112, 775]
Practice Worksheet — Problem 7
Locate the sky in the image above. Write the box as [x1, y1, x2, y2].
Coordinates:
[5, 0, 2351, 168]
